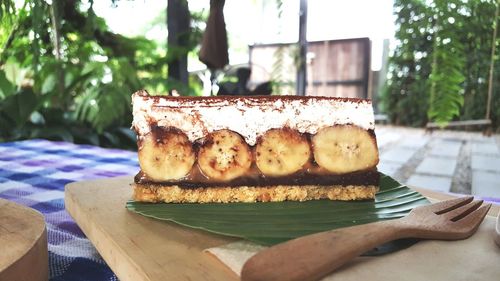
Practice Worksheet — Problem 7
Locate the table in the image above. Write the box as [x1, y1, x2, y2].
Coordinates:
[0, 139, 138, 281]
[1, 139, 499, 280]
[65, 176, 500, 281]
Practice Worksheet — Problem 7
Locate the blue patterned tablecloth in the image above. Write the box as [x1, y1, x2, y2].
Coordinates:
[0, 139, 138, 281]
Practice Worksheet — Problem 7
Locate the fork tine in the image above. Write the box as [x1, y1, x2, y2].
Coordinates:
[442, 200, 483, 221]
[429, 196, 474, 214]
[455, 204, 492, 230]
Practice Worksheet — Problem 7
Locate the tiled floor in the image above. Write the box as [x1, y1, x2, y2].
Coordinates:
[376, 125, 500, 198]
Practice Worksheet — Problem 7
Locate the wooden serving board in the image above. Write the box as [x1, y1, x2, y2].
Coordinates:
[65, 176, 500, 281]
[0, 199, 48, 281]
[65, 176, 238, 281]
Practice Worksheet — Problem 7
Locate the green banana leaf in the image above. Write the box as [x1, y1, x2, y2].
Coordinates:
[127, 173, 429, 253]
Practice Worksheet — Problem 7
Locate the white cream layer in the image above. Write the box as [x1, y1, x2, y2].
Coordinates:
[132, 93, 375, 146]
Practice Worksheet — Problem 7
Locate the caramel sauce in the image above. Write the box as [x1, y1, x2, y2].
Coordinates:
[134, 164, 380, 188]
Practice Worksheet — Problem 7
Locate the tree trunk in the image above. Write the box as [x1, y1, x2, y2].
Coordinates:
[50, 0, 66, 109]
[167, 0, 190, 87]
[296, 0, 307, 96]
[486, 1, 499, 120]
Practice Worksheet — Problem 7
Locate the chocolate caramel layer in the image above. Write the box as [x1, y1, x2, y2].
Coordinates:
[135, 169, 380, 188]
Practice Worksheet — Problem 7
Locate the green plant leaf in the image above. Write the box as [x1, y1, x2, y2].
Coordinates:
[41, 73, 56, 94]
[3, 57, 28, 86]
[0, 88, 39, 128]
[30, 126, 74, 142]
[127, 173, 429, 249]
[0, 69, 14, 98]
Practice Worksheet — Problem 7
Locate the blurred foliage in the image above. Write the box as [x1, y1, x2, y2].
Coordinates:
[269, 0, 297, 96]
[0, 0, 205, 149]
[382, 0, 500, 129]
[428, 1, 466, 126]
[271, 0, 285, 95]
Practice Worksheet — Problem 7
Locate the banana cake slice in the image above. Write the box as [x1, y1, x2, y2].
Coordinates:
[131, 90, 380, 203]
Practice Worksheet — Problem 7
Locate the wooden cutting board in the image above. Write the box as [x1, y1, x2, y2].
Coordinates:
[65, 176, 500, 281]
[65, 176, 238, 281]
[0, 199, 48, 281]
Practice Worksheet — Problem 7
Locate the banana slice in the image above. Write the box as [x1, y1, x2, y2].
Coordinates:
[197, 130, 252, 181]
[138, 128, 195, 181]
[255, 128, 311, 176]
[312, 125, 378, 173]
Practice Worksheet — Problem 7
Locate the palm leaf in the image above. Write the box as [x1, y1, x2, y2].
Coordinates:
[127, 173, 429, 250]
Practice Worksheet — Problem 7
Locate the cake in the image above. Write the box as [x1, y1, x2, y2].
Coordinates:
[131, 90, 380, 203]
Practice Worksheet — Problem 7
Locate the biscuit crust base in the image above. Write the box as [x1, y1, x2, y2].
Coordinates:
[132, 183, 379, 203]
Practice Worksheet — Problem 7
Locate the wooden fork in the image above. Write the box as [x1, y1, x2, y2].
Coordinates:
[241, 196, 491, 281]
